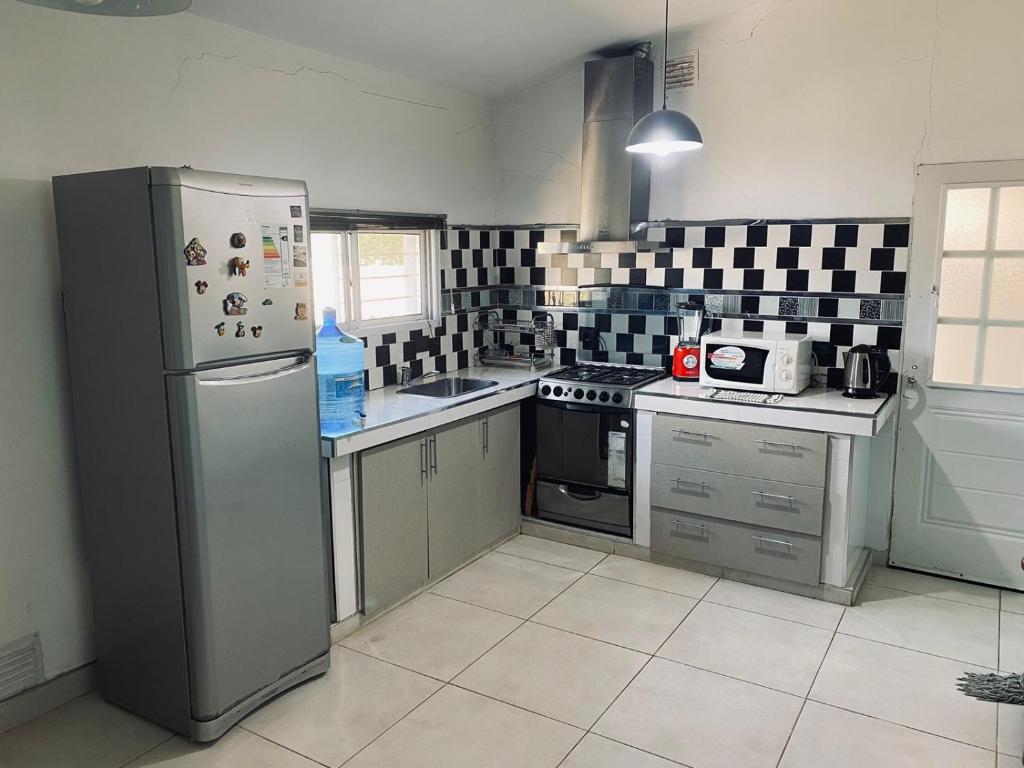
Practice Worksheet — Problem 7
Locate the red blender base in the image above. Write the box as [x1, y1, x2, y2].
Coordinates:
[672, 344, 701, 381]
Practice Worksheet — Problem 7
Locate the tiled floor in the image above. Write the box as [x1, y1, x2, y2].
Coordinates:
[2, 535, 1022, 768]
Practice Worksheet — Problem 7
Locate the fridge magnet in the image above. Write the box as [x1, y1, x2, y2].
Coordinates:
[235, 321, 246, 338]
[251, 325, 263, 338]
[293, 224, 304, 243]
[183, 238, 207, 266]
[294, 302, 308, 321]
[229, 256, 250, 277]
[262, 298, 273, 306]
[194, 280, 208, 295]
[223, 291, 248, 315]
[230, 232, 247, 249]
[215, 322, 226, 336]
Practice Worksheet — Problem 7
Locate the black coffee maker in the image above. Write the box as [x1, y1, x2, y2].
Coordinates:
[842, 345, 892, 398]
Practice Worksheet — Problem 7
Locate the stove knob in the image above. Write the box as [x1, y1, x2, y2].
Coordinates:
[540, 385, 551, 396]
[586, 389, 597, 401]
[598, 391, 610, 402]
[553, 386, 563, 397]
[573, 389, 585, 399]
[611, 392, 624, 404]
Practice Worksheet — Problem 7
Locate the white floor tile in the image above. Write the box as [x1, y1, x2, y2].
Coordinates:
[241, 646, 441, 767]
[123, 728, 320, 768]
[839, 584, 999, 667]
[998, 753, 1022, 768]
[0, 691, 170, 768]
[779, 701, 995, 768]
[343, 685, 581, 768]
[428, 551, 582, 618]
[810, 633, 997, 749]
[1002, 611, 1024, 671]
[866, 566, 999, 609]
[998, 702, 1024, 758]
[532, 574, 696, 653]
[497, 535, 607, 571]
[657, 601, 832, 696]
[703, 578, 845, 630]
[590, 554, 717, 599]
[559, 733, 680, 768]
[594, 657, 802, 768]
[341, 592, 521, 680]
[454, 622, 647, 729]
[1002, 590, 1024, 615]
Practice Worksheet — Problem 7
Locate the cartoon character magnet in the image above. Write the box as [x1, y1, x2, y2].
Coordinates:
[223, 291, 248, 315]
[184, 238, 207, 266]
[251, 325, 263, 338]
[215, 322, 226, 336]
[230, 232, 247, 249]
[235, 321, 246, 338]
[294, 302, 308, 321]
[230, 256, 250, 277]
[195, 280, 208, 295]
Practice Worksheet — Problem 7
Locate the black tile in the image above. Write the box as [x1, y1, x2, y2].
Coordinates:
[652, 335, 670, 355]
[629, 268, 646, 286]
[375, 345, 390, 367]
[458, 229, 470, 249]
[499, 230, 514, 248]
[741, 295, 761, 314]
[776, 247, 799, 269]
[562, 312, 579, 330]
[826, 368, 845, 389]
[747, 225, 768, 247]
[499, 267, 515, 284]
[616, 333, 634, 352]
[703, 269, 723, 289]
[665, 268, 685, 288]
[626, 352, 644, 365]
[401, 340, 416, 361]
[883, 223, 910, 247]
[786, 321, 809, 334]
[559, 348, 577, 365]
[440, 230, 448, 250]
[812, 341, 837, 367]
[619, 253, 636, 268]
[479, 230, 490, 249]
[520, 249, 536, 267]
[382, 364, 398, 386]
[705, 226, 725, 247]
[408, 358, 424, 380]
[876, 326, 903, 350]
[870, 247, 895, 271]
[450, 250, 463, 269]
[477, 267, 488, 285]
[440, 271, 446, 290]
[859, 299, 881, 319]
[469, 292, 481, 308]
[530, 230, 544, 248]
[434, 356, 447, 373]
[743, 270, 765, 290]
[492, 248, 506, 267]
[382, 332, 397, 345]
[733, 247, 755, 269]
[831, 270, 857, 292]
[363, 369, 370, 391]
[830, 324, 854, 346]
[785, 269, 809, 292]
[530, 267, 546, 285]
[880, 271, 907, 294]
[456, 313, 469, 333]
[818, 297, 839, 317]
[779, 297, 799, 316]
[790, 224, 812, 247]
[655, 252, 674, 268]
[665, 227, 685, 247]
[473, 329, 484, 347]
[451, 334, 464, 352]
[835, 224, 859, 247]
[428, 337, 442, 356]
[692, 247, 713, 268]
[628, 315, 647, 334]
[455, 269, 468, 288]
[592, 350, 610, 362]
[456, 350, 470, 370]
[822, 247, 846, 270]
[743, 320, 764, 332]
[595, 313, 612, 332]
[472, 249, 484, 268]
[664, 316, 679, 337]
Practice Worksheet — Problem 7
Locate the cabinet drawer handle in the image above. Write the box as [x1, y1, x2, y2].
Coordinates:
[752, 491, 797, 503]
[674, 478, 707, 491]
[420, 440, 428, 485]
[754, 439, 804, 451]
[752, 535, 793, 548]
[429, 435, 438, 474]
[673, 428, 710, 439]
[671, 519, 708, 533]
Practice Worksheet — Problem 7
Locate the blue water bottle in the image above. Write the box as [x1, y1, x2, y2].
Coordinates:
[316, 307, 365, 434]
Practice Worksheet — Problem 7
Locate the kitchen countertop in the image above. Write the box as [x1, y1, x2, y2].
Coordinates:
[321, 365, 547, 458]
[634, 379, 896, 437]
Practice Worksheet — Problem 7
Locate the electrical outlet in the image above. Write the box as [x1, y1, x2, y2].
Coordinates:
[579, 327, 599, 351]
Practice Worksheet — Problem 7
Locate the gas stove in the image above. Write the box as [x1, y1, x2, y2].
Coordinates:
[537, 362, 667, 408]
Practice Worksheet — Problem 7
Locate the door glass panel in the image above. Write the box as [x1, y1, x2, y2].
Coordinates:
[933, 324, 978, 384]
[943, 188, 991, 250]
[989, 258, 1024, 321]
[981, 327, 1024, 388]
[995, 186, 1024, 250]
[937, 257, 984, 318]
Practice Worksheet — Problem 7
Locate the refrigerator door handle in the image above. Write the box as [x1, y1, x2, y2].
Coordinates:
[197, 355, 312, 386]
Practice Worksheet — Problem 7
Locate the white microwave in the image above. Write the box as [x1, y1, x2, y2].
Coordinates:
[699, 331, 812, 395]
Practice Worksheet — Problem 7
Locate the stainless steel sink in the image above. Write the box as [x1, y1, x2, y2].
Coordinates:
[397, 377, 499, 398]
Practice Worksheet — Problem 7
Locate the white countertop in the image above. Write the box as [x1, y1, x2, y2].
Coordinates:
[321, 365, 547, 457]
[634, 379, 896, 437]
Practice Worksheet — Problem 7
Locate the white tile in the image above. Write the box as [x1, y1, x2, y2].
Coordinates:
[241, 646, 441, 767]
[590, 554, 716, 599]
[998, 702, 1024, 757]
[496, 535, 606, 571]
[559, 733, 680, 768]
[1002, 590, 1024, 615]
[533, 574, 697, 653]
[454, 622, 647, 729]
[810, 634, 997, 749]
[594, 657, 802, 768]
[704, 578, 845, 630]
[123, 728, 321, 768]
[999, 753, 1021, 768]
[839, 584, 999, 667]
[658, 601, 832, 696]
[428, 551, 582, 619]
[341, 593, 521, 680]
[1002, 611, 1024, 671]
[0, 691, 170, 768]
[779, 701, 994, 768]
[343, 685, 581, 768]
[865, 566, 999, 609]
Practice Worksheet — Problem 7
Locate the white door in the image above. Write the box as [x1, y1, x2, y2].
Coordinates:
[891, 161, 1024, 589]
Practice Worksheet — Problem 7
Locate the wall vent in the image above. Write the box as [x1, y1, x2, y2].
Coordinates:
[0, 633, 43, 701]
[665, 51, 698, 90]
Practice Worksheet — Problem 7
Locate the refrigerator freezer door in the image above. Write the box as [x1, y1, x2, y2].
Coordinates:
[166, 355, 329, 721]
[152, 175, 315, 370]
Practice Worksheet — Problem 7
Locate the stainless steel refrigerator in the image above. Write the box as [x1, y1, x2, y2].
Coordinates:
[53, 167, 331, 741]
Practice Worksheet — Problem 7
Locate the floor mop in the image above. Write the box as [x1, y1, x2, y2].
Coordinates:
[958, 671, 1024, 764]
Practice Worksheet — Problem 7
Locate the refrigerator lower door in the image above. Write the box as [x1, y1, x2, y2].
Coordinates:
[166, 354, 329, 729]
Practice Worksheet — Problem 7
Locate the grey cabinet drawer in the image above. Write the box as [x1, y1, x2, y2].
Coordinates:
[651, 510, 822, 586]
[652, 414, 827, 487]
[650, 464, 824, 536]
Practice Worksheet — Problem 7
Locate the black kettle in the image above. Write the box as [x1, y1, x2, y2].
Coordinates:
[842, 345, 891, 398]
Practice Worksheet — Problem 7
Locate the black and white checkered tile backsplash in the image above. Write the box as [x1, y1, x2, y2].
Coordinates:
[358, 221, 908, 392]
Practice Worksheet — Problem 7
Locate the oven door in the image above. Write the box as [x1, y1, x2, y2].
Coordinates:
[536, 400, 634, 492]
[701, 342, 775, 390]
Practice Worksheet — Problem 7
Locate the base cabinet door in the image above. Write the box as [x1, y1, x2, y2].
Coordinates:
[360, 434, 429, 617]
[427, 419, 484, 580]
[478, 404, 521, 549]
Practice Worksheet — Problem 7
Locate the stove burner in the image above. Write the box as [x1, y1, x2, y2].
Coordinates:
[547, 364, 664, 388]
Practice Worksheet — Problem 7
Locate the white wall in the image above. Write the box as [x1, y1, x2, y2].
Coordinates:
[494, 0, 1024, 223]
[0, 0, 495, 687]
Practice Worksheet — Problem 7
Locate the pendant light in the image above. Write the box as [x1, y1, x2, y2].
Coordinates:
[16, 0, 191, 16]
[626, 0, 703, 157]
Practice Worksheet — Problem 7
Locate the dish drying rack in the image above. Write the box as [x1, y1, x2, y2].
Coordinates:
[476, 311, 558, 369]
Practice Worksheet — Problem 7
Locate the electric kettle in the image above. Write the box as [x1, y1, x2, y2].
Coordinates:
[842, 345, 892, 398]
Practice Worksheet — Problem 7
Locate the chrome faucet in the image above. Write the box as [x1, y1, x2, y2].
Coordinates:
[400, 367, 443, 386]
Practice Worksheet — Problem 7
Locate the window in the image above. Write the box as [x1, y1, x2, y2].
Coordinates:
[310, 229, 435, 331]
[933, 183, 1024, 388]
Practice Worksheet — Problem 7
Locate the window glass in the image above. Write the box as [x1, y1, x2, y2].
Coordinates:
[937, 257, 984, 319]
[981, 327, 1024, 388]
[933, 324, 978, 385]
[995, 186, 1024, 250]
[943, 188, 990, 251]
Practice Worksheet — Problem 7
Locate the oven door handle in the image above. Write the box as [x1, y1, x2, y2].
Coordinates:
[558, 484, 603, 502]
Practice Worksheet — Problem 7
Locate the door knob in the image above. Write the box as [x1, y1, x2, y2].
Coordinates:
[906, 375, 917, 387]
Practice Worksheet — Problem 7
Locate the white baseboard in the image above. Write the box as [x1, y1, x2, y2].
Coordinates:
[0, 663, 97, 735]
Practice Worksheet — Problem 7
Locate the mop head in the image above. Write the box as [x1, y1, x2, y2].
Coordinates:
[957, 671, 1024, 704]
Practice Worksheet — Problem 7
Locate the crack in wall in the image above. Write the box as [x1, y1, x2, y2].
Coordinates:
[705, 0, 801, 47]
[703, 153, 757, 209]
[912, 0, 942, 171]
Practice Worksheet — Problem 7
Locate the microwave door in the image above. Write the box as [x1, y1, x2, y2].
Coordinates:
[704, 344, 772, 386]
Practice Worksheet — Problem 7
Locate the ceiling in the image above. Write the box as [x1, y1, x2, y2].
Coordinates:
[188, 0, 765, 96]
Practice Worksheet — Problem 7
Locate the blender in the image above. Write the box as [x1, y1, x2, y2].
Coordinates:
[672, 302, 705, 381]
